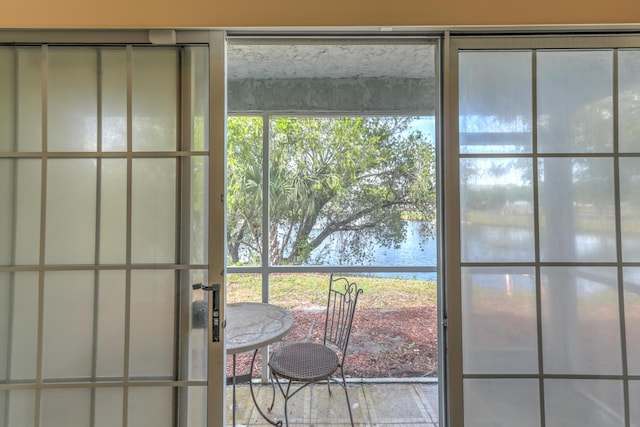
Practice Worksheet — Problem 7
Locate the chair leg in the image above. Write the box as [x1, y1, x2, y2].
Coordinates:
[343, 386, 354, 426]
[268, 372, 277, 412]
[283, 391, 290, 427]
[340, 371, 355, 427]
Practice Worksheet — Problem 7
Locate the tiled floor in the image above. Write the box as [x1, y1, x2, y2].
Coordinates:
[226, 382, 439, 426]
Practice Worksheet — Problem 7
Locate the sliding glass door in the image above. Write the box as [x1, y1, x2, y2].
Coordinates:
[0, 41, 217, 427]
[448, 36, 640, 427]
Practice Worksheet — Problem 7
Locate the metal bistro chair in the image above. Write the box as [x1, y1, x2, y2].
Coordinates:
[268, 274, 363, 426]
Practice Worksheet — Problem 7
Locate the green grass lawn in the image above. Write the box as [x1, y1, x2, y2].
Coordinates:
[226, 272, 437, 310]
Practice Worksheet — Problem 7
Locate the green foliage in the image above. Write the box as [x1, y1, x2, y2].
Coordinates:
[226, 116, 437, 265]
[226, 117, 264, 264]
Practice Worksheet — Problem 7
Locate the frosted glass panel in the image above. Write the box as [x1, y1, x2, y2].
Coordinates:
[6, 272, 38, 380]
[0, 390, 35, 427]
[40, 389, 90, 427]
[185, 387, 207, 427]
[99, 159, 127, 264]
[619, 158, 640, 262]
[96, 270, 125, 378]
[132, 48, 178, 151]
[618, 50, 640, 153]
[545, 379, 624, 427]
[47, 48, 97, 152]
[459, 51, 532, 154]
[541, 267, 621, 375]
[188, 46, 209, 151]
[0, 274, 8, 380]
[460, 158, 534, 262]
[537, 51, 613, 153]
[538, 157, 616, 262]
[46, 159, 97, 264]
[128, 387, 173, 427]
[630, 381, 640, 427]
[190, 157, 208, 265]
[43, 271, 94, 379]
[464, 379, 540, 427]
[16, 48, 42, 152]
[95, 388, 123, 427]
[129, 270, 175, 377]
[14, 159, 41, 265]
[624, 268, 640, 375]
[189, 270, 208, 381]
[131, 158, 176, 263]
[101, 48, 127, 152]
[0, 160, 14, 265]
[0, 47, 15, 152]
[462, 267, 538, 374]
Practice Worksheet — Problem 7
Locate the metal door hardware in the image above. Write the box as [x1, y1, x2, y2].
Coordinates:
[192, 283, 222, 342]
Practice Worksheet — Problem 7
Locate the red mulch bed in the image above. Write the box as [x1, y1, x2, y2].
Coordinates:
[226, 306, 438, 379]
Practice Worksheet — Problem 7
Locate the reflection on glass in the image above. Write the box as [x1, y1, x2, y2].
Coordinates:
[618, 50, 640, 153]
[541, 267, 621, 375]
[188, 270, 208, 381]
[0, 159, 14, 265]
[459, 51, 533, 154]
[460, 157, 534, 262]
[630, 381, 640, 427]
[128, 387, 173, 427]
[462, 267, 538, 374]
[47, 48, 97, 152]
[0, 389, 35, 427]
[619, 159, 640, 262]
[43, 271, 95, 380]
[94, 388, 123, 427]
[13, 160, 42, 266]
[129, 270, 175, 378]
[464, 379, 540, 427]
[185, 386, 207, 427]
[190, 157, 208, 265]
[132, 48, 178, 152]
[40, 389, 91, 427]
[0, 272, 38, 381]
[101, 48, 127, 152]
[187, 46, 209, 152]
[16, 48, 42, 152]
[95, 270, 125, 379]
[537, 51, 613, 153]
[624, 268, 640, 375]
[0, 47, 16, 152]
[131, 158, 176, 264]
[538, 157, 616, 262]
[544, 379, 624, 427]
[99, 159, 127, 264]
[45, 159, 97, 265]
[0, 273, 8, 380]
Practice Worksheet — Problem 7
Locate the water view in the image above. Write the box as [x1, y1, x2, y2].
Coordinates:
[307, 220, 438, 281]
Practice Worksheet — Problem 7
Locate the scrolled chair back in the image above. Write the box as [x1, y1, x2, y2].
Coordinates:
[324, 274, 363, 359]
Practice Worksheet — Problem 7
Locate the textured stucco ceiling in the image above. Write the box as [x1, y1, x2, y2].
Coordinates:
[227, 42, 435, 80]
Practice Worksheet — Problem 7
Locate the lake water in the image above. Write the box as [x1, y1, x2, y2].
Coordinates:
[307, 220, 438, 281]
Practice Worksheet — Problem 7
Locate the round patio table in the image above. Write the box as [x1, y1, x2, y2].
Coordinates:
[226, 302, 294, 426]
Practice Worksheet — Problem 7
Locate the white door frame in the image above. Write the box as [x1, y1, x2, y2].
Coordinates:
[207, 30, 228, 427]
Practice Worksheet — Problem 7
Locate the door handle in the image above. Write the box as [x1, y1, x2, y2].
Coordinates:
[192, 283, 222, 342]
[192, 283, 219, 292]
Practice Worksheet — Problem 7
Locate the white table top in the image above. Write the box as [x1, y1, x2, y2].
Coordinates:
[226, 302, 294, 354]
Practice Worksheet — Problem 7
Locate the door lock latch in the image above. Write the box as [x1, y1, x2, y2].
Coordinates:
[192, 283, 222, 342]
